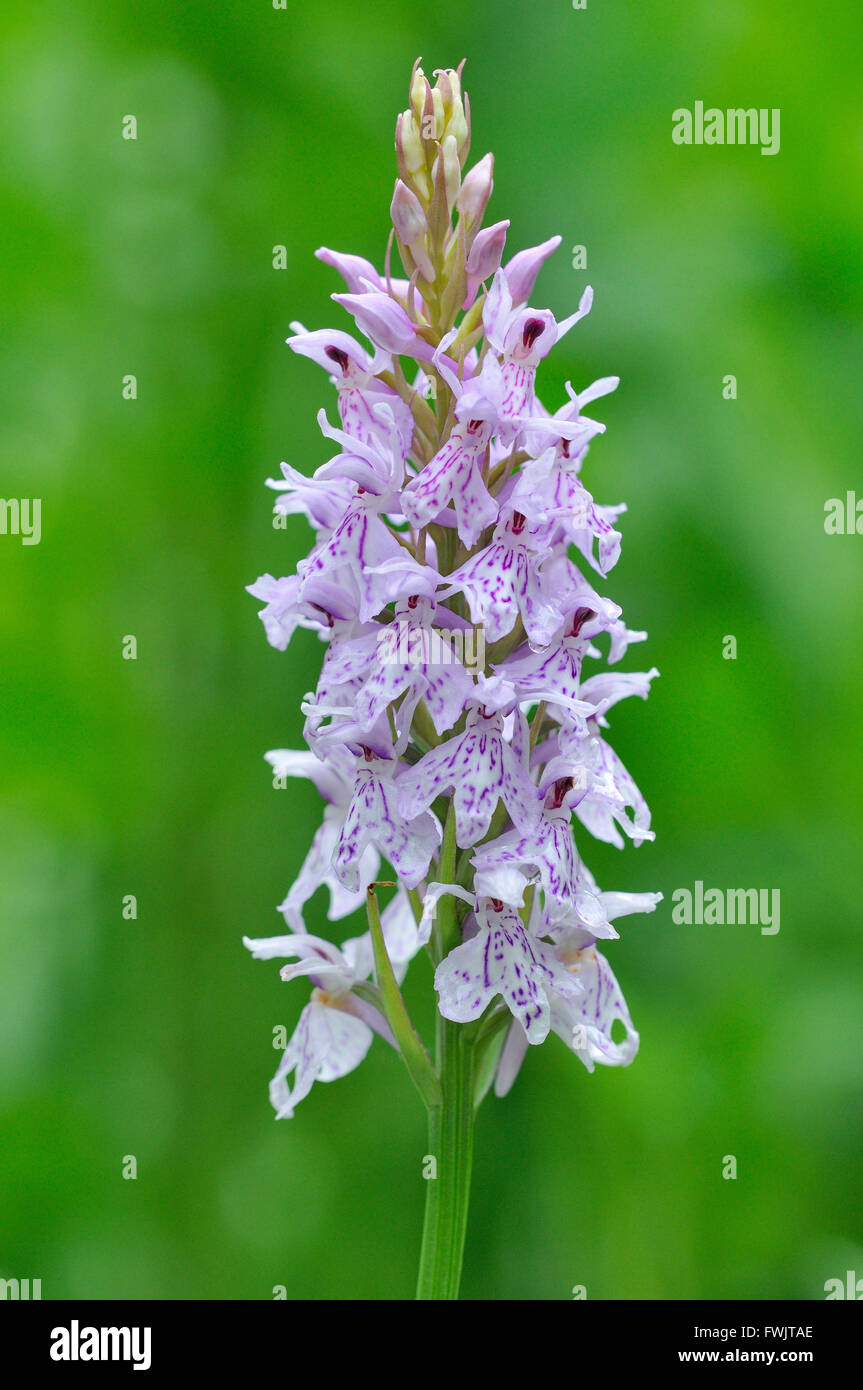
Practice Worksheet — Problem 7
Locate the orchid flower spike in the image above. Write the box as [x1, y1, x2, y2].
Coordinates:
[244, 60, 660, 1304]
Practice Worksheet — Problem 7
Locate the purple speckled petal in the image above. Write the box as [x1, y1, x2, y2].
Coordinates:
[498, 639, 597, 728]
[397, 708, 537, 848]
[435, 901, 582, 1043]
[356, 614, 475, 738]
[472, 805, 580, 919]
[334, 759, 440, 890]
[442, 538, 521, 643]
[299, 501, 438, 622]
[402, 420, 497, 547]
[338, 385, 414, 455]
[443, 520, 561, 646]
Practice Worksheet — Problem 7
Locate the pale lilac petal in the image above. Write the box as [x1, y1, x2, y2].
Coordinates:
[276, 814, 379, 929]
[550, 944, 639, 1071]
[315, 247, 386, 293]
[600, 889, 663, 921]
[266, 462, 355, 531]
[579, 669, 660, 722]
[471, 862, 529, 907]
[333, 291, 421, 355]
[572, 374, 619, 408]
[482, 267, 515, 353]
[504, 234, 562, 305]
[263, 749, 351, 805]
[270, 998, 373, 1118]
[417, 881, 476, 945]
[555, 284, 594, 341]
[494, 1020, 530, 1096]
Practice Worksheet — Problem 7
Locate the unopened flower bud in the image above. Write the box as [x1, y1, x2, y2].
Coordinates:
[391, 180, 434, 281]
[436, 67, 468, 150]
[442, 134, 461, 212]
[391, 179, 427, 246]
[435, 68, 456, 114]
[428, 89, 444, 141]
[457, 152, 493, 225]
[466, 219, 509, 282]
[398, 110, 425, 177]
[410, 65, 428, 121]
[446, 104, 469, 154]
[396, 110, 431, 201]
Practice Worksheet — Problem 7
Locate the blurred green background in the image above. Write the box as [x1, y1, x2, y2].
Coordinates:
[2, 0, 862, 1300]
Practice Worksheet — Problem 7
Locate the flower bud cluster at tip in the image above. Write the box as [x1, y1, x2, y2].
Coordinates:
[394, 62, 494, 336]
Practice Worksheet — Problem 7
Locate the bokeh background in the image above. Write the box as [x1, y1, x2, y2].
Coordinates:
[2, 0, 862, 1300]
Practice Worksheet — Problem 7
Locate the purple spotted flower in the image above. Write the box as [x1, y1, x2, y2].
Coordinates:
[397, 682, 536, 848]
[401, 416, 497, 545]
[434, 894, 583, 1044]
[243, 58, 660, 1303]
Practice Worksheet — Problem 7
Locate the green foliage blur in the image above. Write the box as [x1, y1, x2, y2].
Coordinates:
[1, 0, 862, 1300]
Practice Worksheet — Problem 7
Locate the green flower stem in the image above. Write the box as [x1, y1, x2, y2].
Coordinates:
[433, 804, 459, 963]
[416, 1014, 475, 1300]
[366, 886, 442, 1110]
[407, 886, 424, 928]
[411, 699, 440, 754]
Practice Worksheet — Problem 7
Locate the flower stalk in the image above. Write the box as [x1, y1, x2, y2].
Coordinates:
[366, 884, 442, 1110]
[416, 1016, 475, 1300]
